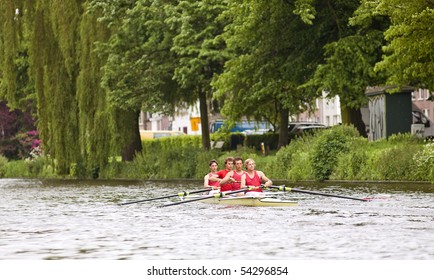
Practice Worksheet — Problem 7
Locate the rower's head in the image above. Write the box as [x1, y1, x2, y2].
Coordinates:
[244, 158, 256, 171]
[209, 159, 218, 172]
[234, 157, 243, 171]
[224, 157, 234, 170]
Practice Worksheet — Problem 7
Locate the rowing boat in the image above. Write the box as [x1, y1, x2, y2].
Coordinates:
[185, 195, 298, 207]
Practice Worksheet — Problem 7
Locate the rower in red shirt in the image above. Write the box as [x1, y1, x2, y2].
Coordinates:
[212, 157, 234, 192]
[203, 159, 221, 195]
[219, 157, 245, 192]
[241, 158, 273, 197]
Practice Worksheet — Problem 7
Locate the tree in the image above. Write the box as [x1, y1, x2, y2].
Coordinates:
[1, 0, 139, 175]
[213, 0, 360, 148]
[170, 0, 230, 150]
[303, 7, 389, 136]
[93, 0, 229, 150]
[360, 0, 434, 90]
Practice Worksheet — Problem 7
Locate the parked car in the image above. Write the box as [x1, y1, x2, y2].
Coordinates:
[140, 130, 185, 140]
[210, 120, 271, 134]
[288, 122, 326, 139]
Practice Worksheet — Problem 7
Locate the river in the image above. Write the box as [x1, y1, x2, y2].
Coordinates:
[0, 178, 433, 260]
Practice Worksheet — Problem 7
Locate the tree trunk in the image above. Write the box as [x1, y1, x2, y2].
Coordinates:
[278, 107, 289, 149]
[199, 90, 211, 150]
[341, 107, 368, 137]
[121, 110, 142, 161]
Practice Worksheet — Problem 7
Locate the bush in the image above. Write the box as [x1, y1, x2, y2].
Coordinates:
[110, 135, 224, 179]
[411, 143, 434, 181]
[244, 133, 279, 151]
[374, 145, 421, 180]
[0, 155, 8, 177]
[311, 125, 360, 181]
[332, 138, 369, 180]
[2, 160, 30, 178]
[269, 135, 315, 179]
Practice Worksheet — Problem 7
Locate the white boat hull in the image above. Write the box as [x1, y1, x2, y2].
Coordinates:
[185, 195, 298, 207]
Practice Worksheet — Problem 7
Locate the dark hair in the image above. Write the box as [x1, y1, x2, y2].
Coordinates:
[224, 157, 234, 164]
[209, 159, 218, 166]
[234, 157, 243, 163]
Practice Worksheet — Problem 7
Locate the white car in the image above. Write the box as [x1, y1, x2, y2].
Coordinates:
[288, 122, 326, 138]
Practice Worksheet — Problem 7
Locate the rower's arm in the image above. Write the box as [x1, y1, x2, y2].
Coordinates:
[203, 174, 210, 188]
[240, 173, 246, 188]
[259, 171, 273, 187]
[219, 171, 232, 186]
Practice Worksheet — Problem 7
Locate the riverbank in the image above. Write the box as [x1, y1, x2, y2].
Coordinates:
[1, 125, 434, 182]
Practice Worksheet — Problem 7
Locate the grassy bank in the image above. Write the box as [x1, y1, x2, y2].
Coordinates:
[1, 125, 434, 182]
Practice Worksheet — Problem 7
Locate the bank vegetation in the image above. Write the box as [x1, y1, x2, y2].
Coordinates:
[1, 125, 433, 183]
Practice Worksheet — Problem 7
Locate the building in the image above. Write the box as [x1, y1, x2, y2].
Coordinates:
[139, 102, 208, 135]
[293, 92, 341, 126]
[412, 88, 434, 122]
[139, 89, 434, 137]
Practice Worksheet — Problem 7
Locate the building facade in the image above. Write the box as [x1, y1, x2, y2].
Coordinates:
[140, 89, 434, 135]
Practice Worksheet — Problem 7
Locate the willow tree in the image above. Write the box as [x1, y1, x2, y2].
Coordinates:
[214, 0, 359, 148]
[76, 4, 115, 171]
[0, 1, 83, 173]
[1, 0, 139, 175]
[0, 0, 31, 109]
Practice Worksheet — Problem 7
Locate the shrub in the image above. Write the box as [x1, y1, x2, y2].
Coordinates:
[2, 160, 30, 178]
[269, 135, 315, 179]
[287, 150, 314, 180]
[0, 155, 8, 177]
[332, 138, 369, 180]
[412, 143, 434, 182]
[374, 145, 421, 180]
[311, 125, 360, 181]
[244, 133, 279, 151]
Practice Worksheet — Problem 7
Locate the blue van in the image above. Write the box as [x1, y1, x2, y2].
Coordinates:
[210, 120, 270, 134]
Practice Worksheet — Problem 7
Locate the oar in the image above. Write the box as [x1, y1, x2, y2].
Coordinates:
[159, 187, 259, 207]
[119, 188, 213, 205]
[267, 185, 369, 202]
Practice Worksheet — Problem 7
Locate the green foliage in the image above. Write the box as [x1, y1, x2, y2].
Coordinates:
[332, 133, 424, 181]
[2, 128, 434, 182]
[268, 134, 316, 179]
[311, 125, 360, 181]
[372, 1, 434, 90]
[304, 31, 385, 109]
[412, 143, 434, 181]
[1, 156, 57, 178]
[102, 135, 207, 179]
[374, 145, 421, 181]
[0, 155, 8, 177]
[332, 138, 370, 180]
[1, 160, 30, 178]
[387, 133, 424, 145]
[244, 133, 279, 151]
[2, 0, 434, 180]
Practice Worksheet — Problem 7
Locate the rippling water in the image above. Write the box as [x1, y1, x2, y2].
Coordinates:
[0, 179, 433, 260]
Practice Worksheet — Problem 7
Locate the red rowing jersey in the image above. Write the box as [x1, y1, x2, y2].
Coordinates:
[245, 170, 263, 192]
[231, 170, 245, 191]
[217, 169, 233, 192]
[207, 173, 221, 188]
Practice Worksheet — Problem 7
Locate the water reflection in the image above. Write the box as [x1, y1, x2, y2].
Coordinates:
[0, 179, 433, 259]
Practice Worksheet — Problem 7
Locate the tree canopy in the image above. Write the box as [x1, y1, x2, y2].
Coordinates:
[213, 0, 361, 147]
[1, 0, 433, 175]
